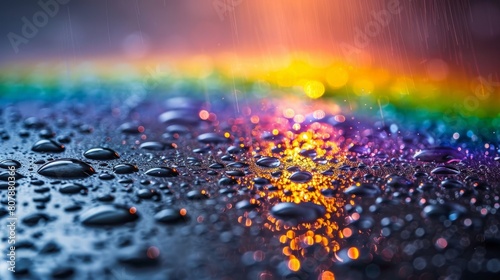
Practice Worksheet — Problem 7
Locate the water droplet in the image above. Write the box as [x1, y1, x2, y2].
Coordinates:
[159, 110, 200, 125]
[321, 188, 337, 197]
[386, 175, 413, 188]
[344, 183, 381, 197]
[227, 162, 249, 168]
[166, 124, 189, 134]
[138, 141, 166, 151]
[227, 146, 244, 154]
[414, 147, 464, 163]
[59, 183, 87, 194]
[197, 133, 229, 144]
[57, 135, 71, 143]
[83, 147, 120, 160]
[22, 212, 53, 226]
[39, 128, 55, 138]
[23, 117, 46, 129]
[431, 166, 460, 175]
[235, 200, 260, 210]
[155, 208, 186, 223]
[99, 173, 115, 180]
[299, 149, 317, 158]
[218, 177, 238, 186]
[253, 177, 270, 185]
[261, 131, 284, 141]
[32, 139, 65, 153]
[0, 159, 21, 169]
[256, 156, 281, 168]
[440, 179, 464, 189]
[113, 163, 139, 174]
[145, 167, 179, 177]
[97, 193, 115, 202]
[348, 145, 370, 154]
[80, 205, 139, 226]
[137, 189, 159, 199]
[39, 241, 61, 254]
[187, 190, 209, 199]
[37, 158, 96, 179]
[225, 170, 245, 177]
[51, 267, 75, 279]
[270, 202, 326, 223]
[209, 163, 225, 169]
[289, 171, 313, 183]
[119, 122, 141, 134]
[0, 171, 24, 181]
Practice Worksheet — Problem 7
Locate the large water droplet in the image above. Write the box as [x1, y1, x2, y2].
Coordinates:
[80, 205, 139, 226]
[0, 171, 25, 181]
[154, 208, 186, 223]
[270, 202, 326, 223]
[289, 171, 313, 183]
[187, 190, 209, 199]
[235, 200, 260, 210]
[256, 157, 281, 168]
[37, 158, 96, 179]
[139, 141, 174, 151]
[440, 179, 464, 189]
[59, 183, 87, 194]
[145, 167, 179, 177]
[0, 159, 21, 169]
[209, 163, 225, 169]
[32, 139, 65, 153]
[83, 147, 120, 160]
[113, 163, 139, 174]
[414, 147, 464, 163]
[218, 177, 238, 186]
[23, 117, 46, 129]
[166, 124, 189, 134]
[225, 170, 245, 177]
[159, 110, 200, 125]
[22, 212, 53, 226]
[197, 133, 229, 144]
[118, 122, 141, 134]
[431, 166, 460, 175]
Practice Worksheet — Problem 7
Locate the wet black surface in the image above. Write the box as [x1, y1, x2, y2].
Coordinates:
[1, 96, 500, 280]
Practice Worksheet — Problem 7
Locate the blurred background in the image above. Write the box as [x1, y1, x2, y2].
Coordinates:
[1, 0, 499, 117]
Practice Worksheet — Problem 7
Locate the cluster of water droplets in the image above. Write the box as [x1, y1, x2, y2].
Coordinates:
[1, 97, 499, 280]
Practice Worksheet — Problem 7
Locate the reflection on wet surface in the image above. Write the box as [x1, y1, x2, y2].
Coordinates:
[1, 96, 500, 279]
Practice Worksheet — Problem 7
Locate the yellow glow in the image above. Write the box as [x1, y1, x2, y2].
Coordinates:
[353, 79, 374, 96]
[283, 247, 292, 256]
[347, 247, 359, 260]
[326, 67, 349, 88]
[321, 271, 335, 280]
[288, 258, 301, 271]
[303, 80, 325, 99]
[304, 236, 314, 246]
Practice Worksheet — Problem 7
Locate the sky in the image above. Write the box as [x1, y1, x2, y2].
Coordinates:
[1, 0, 499, 79]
